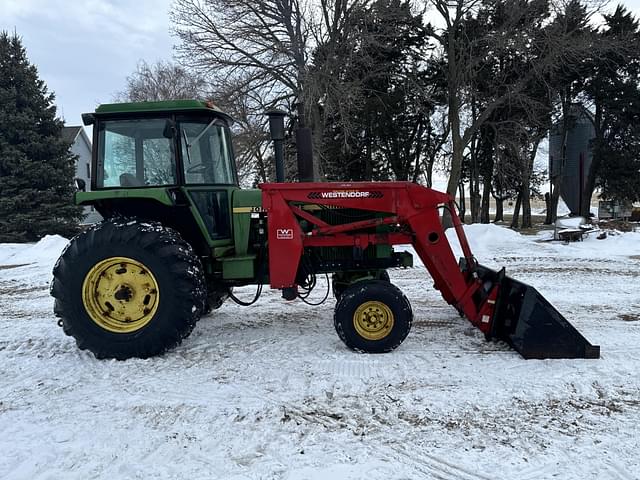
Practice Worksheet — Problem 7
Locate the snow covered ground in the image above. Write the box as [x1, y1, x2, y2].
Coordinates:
[1, 225, 639, 480]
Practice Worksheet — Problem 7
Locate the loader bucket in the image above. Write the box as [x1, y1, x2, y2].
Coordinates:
[476, 265, 600, 359]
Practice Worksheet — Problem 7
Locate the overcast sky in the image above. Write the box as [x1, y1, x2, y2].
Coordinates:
[2, 0, 640, 131]
[1, 0, 174, 128]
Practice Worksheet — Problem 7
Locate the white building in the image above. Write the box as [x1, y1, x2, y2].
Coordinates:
[62, 126, 101, 224]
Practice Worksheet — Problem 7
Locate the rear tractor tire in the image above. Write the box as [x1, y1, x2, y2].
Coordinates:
[334, 280, 412, 353]
[51, 218, 207, 360]
[204, 282, 231, 314]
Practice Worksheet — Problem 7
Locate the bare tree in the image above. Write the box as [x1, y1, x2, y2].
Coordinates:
[212, 83, 274, 186]
[305, 0, 375, 160]
[171, 0, 379, 180]
[424, 0, 483, 209]
[171, 0, 309, 117]
[115, 60, 206, 102]
[424, 0, 605, 226]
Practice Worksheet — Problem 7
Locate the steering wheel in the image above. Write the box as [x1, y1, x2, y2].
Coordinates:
[186, 163, 207, 174]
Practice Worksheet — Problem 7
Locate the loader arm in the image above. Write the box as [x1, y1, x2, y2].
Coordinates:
[261, 181, 600, 359]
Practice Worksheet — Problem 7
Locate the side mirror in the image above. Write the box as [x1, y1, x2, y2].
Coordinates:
[81, 113, 95, 126]
[163, 119, 177, 139]
[74, 178, 86, 192]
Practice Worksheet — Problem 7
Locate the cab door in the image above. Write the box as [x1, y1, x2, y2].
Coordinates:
[178, 115, 238, 243]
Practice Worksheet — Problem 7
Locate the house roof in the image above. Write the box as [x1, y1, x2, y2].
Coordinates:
[62, 126, 82, 143]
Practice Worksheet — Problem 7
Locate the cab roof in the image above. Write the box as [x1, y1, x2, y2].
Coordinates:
[85, 100, 233, 125]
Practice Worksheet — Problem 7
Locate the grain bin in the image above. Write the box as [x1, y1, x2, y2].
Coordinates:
[549, 104, 595, 215]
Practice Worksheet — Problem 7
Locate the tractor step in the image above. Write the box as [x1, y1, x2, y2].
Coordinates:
[221, 254, 256, 280]
[477, 264, 600, 359]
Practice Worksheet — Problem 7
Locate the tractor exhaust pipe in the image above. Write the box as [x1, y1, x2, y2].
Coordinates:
[266, 110, 287, 182]
[296, 127, 314, 182]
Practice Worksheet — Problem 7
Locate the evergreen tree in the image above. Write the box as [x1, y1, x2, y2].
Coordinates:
[0, 31, 81, 242]
[316, 0, 439, 182]
[584, 6, 640, 208]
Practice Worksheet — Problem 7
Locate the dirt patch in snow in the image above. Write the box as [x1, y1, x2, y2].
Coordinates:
[0, 285, 48, 296]
[0, 264, 31, 270]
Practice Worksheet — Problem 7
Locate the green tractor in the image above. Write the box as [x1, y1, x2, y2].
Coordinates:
[52, 100, 600, 361]
[51, 100, 405, 359]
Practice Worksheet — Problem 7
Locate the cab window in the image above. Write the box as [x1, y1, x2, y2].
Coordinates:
[97, 118, 176, 188]
[179, 118, 236, 185]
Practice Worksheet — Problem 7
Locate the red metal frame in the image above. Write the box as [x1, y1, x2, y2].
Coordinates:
[260, 181, 499, 332]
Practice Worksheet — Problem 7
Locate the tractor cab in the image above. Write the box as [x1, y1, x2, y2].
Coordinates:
[79, 100, 240, 252]
[82, 100, 237, 189]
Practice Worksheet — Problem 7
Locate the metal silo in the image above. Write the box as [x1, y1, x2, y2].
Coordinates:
[548, 104, 595, 215]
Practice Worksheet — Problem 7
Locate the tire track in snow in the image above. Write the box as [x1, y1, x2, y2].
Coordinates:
[516, 457, 639, 480]
[517, 461, 565, 480]
[389, 443, 495, 480]
[604, 459, 640, 480]
[319, 357, 385, 380]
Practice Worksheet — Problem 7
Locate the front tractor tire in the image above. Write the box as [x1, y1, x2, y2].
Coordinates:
[334, 280, 412, 353]
[332, 270, 390, 301]
[51, 219, 206, 360]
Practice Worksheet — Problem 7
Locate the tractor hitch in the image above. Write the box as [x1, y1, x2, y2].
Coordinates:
[476, 265, 600, 359]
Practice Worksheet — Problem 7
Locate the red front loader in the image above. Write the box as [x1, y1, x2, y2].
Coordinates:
[260, 181, 599, 359]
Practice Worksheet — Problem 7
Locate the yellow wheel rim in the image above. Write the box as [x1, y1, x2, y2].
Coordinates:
[82, 256, 160, 333]
[353, 301, 394, 341]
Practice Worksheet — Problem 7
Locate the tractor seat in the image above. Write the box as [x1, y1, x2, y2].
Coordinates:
[119, 173, 143, 187]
